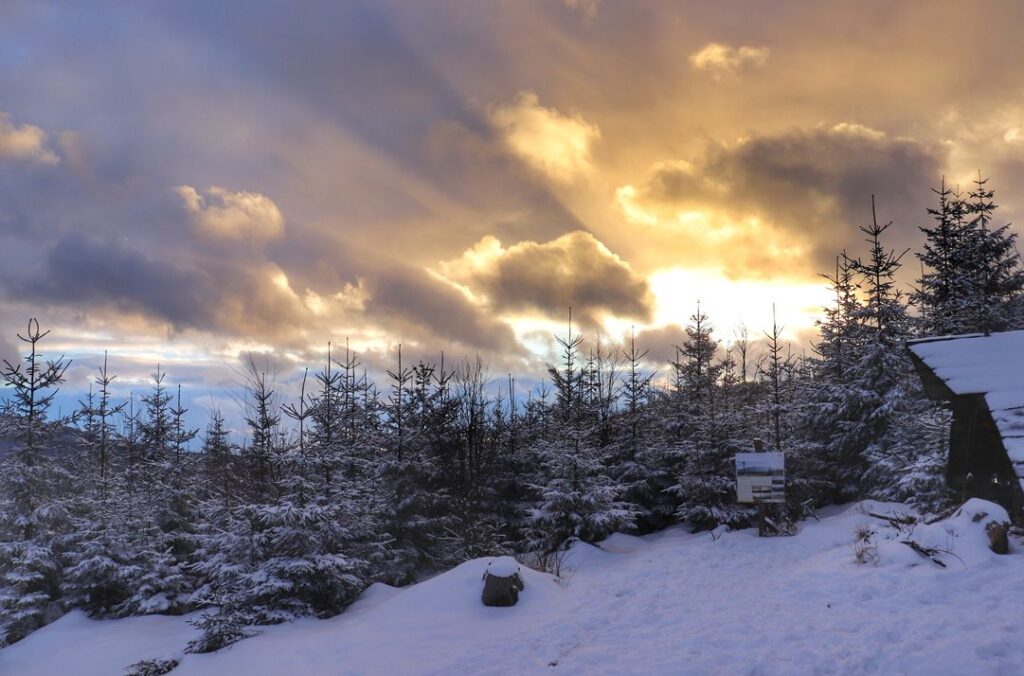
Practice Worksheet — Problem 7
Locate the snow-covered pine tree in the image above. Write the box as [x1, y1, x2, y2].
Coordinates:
[378, 347, 434, 581]
[406, 359, 462, 568]
[752, 310, 830, 509]
[240, 357, 280, 501]
[911, 175, 1024, 337]
[913, 178, 972, 336]
[0, 319, 72, 645]
[110, 367, 195, 617]
[529, 314, 634, 556]
[329, 347, 394, 578]
[668, 306, 747, 530]
[608, 328, 673, 532]
[431, 357, 499, 563]
[62, 354, 138, 617]
[802, 253, 870, 501]
[778, 357, 832, 513]
[189, 356, 372, 653]
[198, 410, 237, 509]
[138, 366, 173, 459]
[961, 173, 1024, 332]
[483, 375, 543, 555]
[848, 197, 938, 501]
[894, 403, 954, 514]
[759, 306, 788, 452]
[85, 353, 124, 505]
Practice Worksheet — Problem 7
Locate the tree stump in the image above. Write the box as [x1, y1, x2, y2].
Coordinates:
[481, 557, 525, 607]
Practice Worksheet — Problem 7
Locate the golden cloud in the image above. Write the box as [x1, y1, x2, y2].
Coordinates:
[488, 91, 600, 182]
[689, 43, 769, 78]
[0, 112, 59, 165]
[616, 123, 941, 278]
[438, 230, 653, 324]
[176, 185, 285, 241]
[563, 0, 599, 16]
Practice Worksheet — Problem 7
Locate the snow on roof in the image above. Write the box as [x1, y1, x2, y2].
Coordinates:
[908, 330, 1024, 490]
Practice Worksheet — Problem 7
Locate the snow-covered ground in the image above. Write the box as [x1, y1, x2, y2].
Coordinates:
[3, 500, 1022, 675]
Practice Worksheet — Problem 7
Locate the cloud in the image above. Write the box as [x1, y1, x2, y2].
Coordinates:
[617, 124, 942, 277]
[363, 266, 521, 353]
[631, 323, 687, 367]
[488, 91, 600, 182]
[690, 43, 769, 78]
[0, 112, 59, 165]
[8, 0, 1024, 392]
[29, 233, 205, 325]
[19, 233, 307, 340]
[176, 185, 284, 241]
[563, 0, 599, 16]
[938, 105, 1024, 193]
[438, 231, 653, 325]
[629, 321, 741, 370]
[0, 333, 18, 370]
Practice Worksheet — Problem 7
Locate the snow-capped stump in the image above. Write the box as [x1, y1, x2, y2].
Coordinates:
[481, 556, 524, 607]
[954, 498, 1011, 554]
[905, 498, 1012, 565]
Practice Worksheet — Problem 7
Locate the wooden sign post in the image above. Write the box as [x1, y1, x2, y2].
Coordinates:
[736, 451, 787, 536]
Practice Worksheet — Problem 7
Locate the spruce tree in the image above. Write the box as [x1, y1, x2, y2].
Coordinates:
[190, 356, 372, 653]
[0, 320, 72, 645]
[530, 314, 634, 556]
[963, 173, 1024, 332]
[849, 197, 938, 501]
[914, 178, 970, 335]
[668, 306, 747, 530]
[609, 329, 671, 531]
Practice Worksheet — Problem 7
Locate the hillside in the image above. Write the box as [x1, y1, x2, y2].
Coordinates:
[1, 500, 1021, 675]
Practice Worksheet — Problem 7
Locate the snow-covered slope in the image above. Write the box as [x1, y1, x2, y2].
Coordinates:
[2, 501, 1022, 675]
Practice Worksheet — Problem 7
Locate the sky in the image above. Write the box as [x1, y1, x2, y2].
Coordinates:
[3, 0, 1024, 432]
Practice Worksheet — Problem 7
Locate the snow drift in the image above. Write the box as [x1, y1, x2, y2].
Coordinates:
[1, 501, 1021, 675]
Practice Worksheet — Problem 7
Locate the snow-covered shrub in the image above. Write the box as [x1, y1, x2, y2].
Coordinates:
[186, 604, 259, 654]
[852, 524, 879, 565]
[123, 657, 179, 676]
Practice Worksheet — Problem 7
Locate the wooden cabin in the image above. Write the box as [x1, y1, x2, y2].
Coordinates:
[907, 331, 1024, 520]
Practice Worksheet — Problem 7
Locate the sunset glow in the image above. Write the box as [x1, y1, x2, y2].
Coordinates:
[1, 0, 1023, 408]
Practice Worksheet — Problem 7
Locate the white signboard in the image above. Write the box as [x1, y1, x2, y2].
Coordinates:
[736, 452, 785, 504]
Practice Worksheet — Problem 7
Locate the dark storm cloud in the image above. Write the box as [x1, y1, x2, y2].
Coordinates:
[632, 324, 687, 367]
[713, 125, 939, 239]
[15, 233, 307, 341]
[624, 125, 944, 276]
[364, 267, 521, 354]
[24, 233, 204, 327]
[441, 231, 654, 325]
